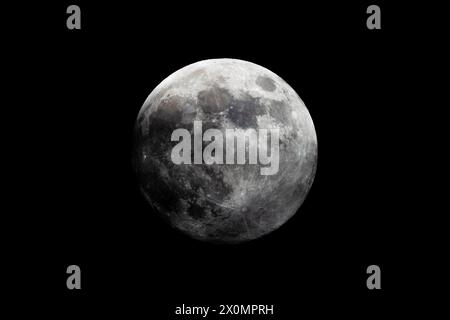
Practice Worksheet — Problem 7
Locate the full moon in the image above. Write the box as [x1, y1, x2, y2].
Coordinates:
[134, 59, 317, 243]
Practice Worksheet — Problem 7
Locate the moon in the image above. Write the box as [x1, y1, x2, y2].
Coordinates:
[134, 59, 317, 243]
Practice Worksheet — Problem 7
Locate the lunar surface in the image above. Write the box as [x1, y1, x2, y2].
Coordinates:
[134, 59, 317, 243]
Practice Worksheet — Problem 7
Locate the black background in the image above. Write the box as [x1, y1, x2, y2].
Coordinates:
[6, 1, 437, 318]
